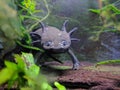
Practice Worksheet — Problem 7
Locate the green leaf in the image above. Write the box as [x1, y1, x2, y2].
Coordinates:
[0, 68, 13, 85]
[54, 82, 66, 90]
[5, 61, 18, 70]
[89, 9, 100, 14]
[14, 54, 26, 71]
[41, 82, 53, 90]
[7, 72, 18, 89]
[22, 52, 35, 66]
[25, 65, 40, 79]
[20, 53, 40, 86]
[28, 65, 39, 76]
[21, 0, 36, 12]
[0, 61, 18, 85]
[95, 59, 120, 67]
[110, 5, 120, 14]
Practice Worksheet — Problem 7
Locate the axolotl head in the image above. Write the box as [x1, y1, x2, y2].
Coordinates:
[41, 26, 71, 51]
[32, 20, 79, 53]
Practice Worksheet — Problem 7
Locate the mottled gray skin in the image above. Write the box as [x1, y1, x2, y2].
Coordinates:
[31, 20, 80, 70]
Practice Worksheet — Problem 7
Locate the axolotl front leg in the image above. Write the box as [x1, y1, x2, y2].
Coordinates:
[67, 49, 80, 70]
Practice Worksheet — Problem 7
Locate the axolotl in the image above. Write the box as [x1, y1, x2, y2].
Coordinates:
[30, 20, 80, 70]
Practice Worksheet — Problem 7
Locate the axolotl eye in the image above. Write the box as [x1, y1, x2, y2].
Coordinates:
[44, 41, 53, 47]
[61, 40, 67, 46]
[60, 40, 69, 47]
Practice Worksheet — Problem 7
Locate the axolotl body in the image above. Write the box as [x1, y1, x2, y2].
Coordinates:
[30, 20, 80, 70]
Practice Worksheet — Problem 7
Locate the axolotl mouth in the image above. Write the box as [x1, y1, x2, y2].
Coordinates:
[44, 48, 69, 54]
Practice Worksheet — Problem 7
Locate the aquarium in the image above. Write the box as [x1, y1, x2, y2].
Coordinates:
[0, 0, 120, 90]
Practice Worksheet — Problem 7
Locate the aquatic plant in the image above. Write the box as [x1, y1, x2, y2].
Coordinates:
[54, 81, 66, 90]
[0, 0, 23, 58]
[15, 0, 50, 50]
[88, 0, 120, 66]
[16, 0, 50, 32]
[95, 59, 120, 67]
[0, 53, 49, 89]
[89, 0, 120, 41]
[0, 53, 66, 90]
[0, 0, 51, 58]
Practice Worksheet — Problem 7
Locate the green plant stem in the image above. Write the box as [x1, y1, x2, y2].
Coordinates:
[16, 41, 44, 52]
[21, 15, 41, 21]
[27, 0, 50, 33]
[95, 59, 120, 67]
